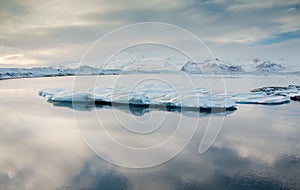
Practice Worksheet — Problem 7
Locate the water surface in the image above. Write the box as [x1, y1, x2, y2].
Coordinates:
[0, 75, 299, 189]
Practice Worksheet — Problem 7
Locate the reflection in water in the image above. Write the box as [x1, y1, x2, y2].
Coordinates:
[0, 76, 300, 189]
[67, 146, 299, 190]
[68, 167, 129, 190]
[50, 101, 236, 117]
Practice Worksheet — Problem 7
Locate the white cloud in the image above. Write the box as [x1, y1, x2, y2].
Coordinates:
[274, 11, 300, 33]
[0, 0, 300, 67]
[226, 0, 299, 11]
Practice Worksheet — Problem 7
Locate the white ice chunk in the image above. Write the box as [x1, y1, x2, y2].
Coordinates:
[39, 85, 237, 109]
[287, 92, 300, 98]
[233, 93, 290, 104]
[199, 98, 237, 109]
[39, 88, 65, 98]
[88, 87, 117, 102]
[51, 91, 90, 102]
[128, 94, 150, 105]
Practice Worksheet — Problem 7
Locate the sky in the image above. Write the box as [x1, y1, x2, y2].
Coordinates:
[0, 0, 300, 68]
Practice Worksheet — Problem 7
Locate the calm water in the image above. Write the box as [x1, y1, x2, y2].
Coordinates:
[0, 74, 300, 190]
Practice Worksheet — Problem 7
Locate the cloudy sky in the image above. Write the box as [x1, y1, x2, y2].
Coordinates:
[0, 0, 300, 67]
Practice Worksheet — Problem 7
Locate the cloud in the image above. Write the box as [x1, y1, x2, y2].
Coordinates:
[0, 53, 40, 66]
[226, 0, 299, 11]
[0, 0, 300, 67]
[253, 30, 300, 45]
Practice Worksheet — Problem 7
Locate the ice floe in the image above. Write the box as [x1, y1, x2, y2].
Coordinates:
[39, 84, 237, 110]
[231, 85, 300, 104]
[232, 93, 291, 105]
[39, 84, 300, 112]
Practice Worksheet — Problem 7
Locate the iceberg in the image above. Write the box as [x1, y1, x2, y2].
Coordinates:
[39, 88, 90, 102]
[51, 92, 90, 102]
[250, 85, 300, 101]
[39, 84, 299, 110]
[39, 84, 237, 110]
[232, 93, 290, 105]
[251, 85, 300, 95]
[39, 88, 66, 99]
[231, 85, 300, 104]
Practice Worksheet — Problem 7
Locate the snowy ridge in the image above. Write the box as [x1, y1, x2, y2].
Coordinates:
[0, 66, 122, 80]
[180, 58, 291, 75]
[0, 58, 300, 80]
[1, 58, 299, 80]
[181, 59, 243, 74]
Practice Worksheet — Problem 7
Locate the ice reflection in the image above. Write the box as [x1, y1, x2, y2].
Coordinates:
[0, 76, 299, 189]
[49, 101, 236, 117]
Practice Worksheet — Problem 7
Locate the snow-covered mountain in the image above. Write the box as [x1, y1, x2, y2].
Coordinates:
[254, 60, 285, 72]
[181, 59, 243, 74]
[181, 58, 289, 75]
[0, 57, 298, 80]
[0, 66, 122, 80]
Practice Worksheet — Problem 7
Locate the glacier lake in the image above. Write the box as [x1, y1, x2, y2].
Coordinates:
[0, 74, 300, 190]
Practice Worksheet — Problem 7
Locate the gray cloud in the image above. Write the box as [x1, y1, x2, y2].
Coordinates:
[0, 0, 300, 67]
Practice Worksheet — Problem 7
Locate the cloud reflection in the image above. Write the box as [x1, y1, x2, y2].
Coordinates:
[0, 76, 300, 189]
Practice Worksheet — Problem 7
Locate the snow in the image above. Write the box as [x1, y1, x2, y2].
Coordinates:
[128, 94, 151, 105]
[39, 88, 90, 102]
[250, 85, 300, 97]
[180, 58, 295, 75]
[1, 57, 300, 80]
[40, 84, 299, 109]
[181, 61, 202, 73]
[232, 85, 300, 104]
[39, 84, 237, 109]
[52, 92, 90, 102]
[254, 61, 285, 72]
[0, 66, 122, 80]
[39, 88, 66, 99]
[232, 93, 291, 105]
[180, 59, 244, 74]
